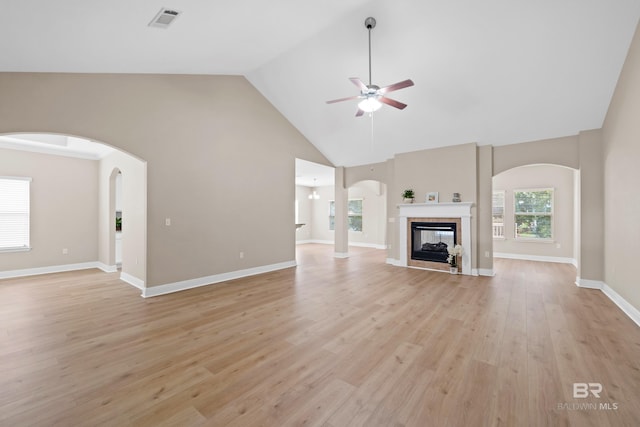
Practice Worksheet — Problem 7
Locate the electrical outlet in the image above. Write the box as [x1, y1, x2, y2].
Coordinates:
[485, 251, 490, 258]
[165, 218, 171, 226]
[556, 243, 561, 249]
[62, 248, 68, 255]
[239, 251, 244, 259]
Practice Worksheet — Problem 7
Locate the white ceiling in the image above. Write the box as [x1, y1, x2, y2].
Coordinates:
[295, 159, 334, 187]
[2, 0, 639, 169]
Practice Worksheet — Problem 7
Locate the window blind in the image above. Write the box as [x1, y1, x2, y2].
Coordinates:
[0, 177, 31, 250]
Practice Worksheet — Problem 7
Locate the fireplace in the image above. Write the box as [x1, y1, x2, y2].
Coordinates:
[397, 202, 472, 274]
[411, 222, 457, 263]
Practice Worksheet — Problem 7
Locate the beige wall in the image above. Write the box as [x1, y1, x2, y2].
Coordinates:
[348, 181, 387, 247]
[389, 143, 478, 261]
[602, 21, 640, 311]
[0, 73, 330, 287]
[476, 145, 494, 272]
[577, 129, 604, 281]
[98, 150, 147, 283]
[308, 186, 334, 242]
[295, 185, 312, 242]
[493, 164, 575, 260]
[493, 135, 579, 175]
[301, 181, 386, 247]
[0, 148, 98, 271]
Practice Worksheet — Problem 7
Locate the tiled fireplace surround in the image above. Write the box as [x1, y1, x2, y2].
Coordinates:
[398, 202, 473, 275]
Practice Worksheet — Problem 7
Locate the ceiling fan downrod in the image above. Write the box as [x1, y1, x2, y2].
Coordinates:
[365, 17, 376, 87]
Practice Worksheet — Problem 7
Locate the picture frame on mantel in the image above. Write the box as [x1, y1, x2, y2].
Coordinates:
[426, 192, 439, 203]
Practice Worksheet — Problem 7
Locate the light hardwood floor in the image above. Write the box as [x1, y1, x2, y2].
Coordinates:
[1, 244, 639, 426]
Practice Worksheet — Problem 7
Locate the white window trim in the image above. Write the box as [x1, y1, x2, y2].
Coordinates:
[0, 176, 32, 252]
[513, 187, 554, 242]
[492, 190, 505, 240]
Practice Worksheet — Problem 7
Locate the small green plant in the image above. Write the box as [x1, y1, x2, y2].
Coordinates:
[115, 217, 122, 232]
[402, 189, 415, 199]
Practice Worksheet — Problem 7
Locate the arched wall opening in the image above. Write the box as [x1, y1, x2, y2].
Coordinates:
[492, 163, 579, 271]
[0, 132, 147, 288]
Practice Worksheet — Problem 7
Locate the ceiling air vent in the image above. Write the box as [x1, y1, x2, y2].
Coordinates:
[148, 8, 181, 29]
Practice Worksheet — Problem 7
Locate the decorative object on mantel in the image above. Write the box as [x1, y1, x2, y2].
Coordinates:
[452, 193, 461, 203]
[426, 192, 439, 203]
[402, 189, 415, 203]
[447, 244, 463, 274]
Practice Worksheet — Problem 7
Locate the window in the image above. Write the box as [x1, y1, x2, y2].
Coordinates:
[492, 191, 505, 238]
[329, 199, 363, 232]
[0, 177, 31, 251]
[514, 189, 553, 240]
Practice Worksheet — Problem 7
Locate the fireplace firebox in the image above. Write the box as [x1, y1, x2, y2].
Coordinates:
[411, 222, 457, 263]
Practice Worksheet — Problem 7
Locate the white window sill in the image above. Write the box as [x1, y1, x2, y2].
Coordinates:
[0, 247, 32, 253]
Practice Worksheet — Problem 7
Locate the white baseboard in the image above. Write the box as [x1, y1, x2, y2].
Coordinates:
[0, 261, 112, 279]
[98, 263, 118, 273]
[334, 252, 349, 259]
[141, 260, 297, 298]
[575, 277, 604, 289]
[296, 240, 386, 250]
[297, 240, 334, 245]
[575, 277, 640, 327]
[494, 252, 577, 265]
[120, 272, 145, 290]
[602, 284, 640, 327]
[386, 258, 401, 266]
[348, 242, 386, 250]
[296, 239, 315, 245]
[477, 268, 495, 277]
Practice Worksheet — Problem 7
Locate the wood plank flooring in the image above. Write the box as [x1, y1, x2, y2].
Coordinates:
[1, 244, 639, 426]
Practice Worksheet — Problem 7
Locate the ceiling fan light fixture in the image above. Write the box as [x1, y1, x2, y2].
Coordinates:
[326, 17, 414, 116]
[358, 97, 382, 113]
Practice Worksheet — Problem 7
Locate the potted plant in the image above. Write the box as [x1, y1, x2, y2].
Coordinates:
[402, 189, 415, 203]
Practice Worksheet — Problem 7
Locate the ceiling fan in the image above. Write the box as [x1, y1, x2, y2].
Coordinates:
[327, 17, 414, 117]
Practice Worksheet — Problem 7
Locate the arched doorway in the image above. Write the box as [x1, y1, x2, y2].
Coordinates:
[492, 164, 579, 271]
[0, 132, 147, 288]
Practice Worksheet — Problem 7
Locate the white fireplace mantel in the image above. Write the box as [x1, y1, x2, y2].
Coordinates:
[398, 202, 473, 275]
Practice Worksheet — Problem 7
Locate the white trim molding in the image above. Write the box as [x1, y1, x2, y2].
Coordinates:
[478, 268, 495, 277]
[120, 272, 145, 290]
[297, 240, 385, 250]
[98, 263, 118, 273]
[575, 277, 640, 327]
[334, 252, 349, 259]
[141, 260, 296, 298]
[495, 252, 577, 265]
[575, 277, 604, 289]
[386, 258, 401, 266]
[0, 261, 114, 279]
[602, 284, 640, 327]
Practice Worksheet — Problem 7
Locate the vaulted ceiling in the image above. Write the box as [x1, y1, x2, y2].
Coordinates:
[2, 0, 639, 167]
